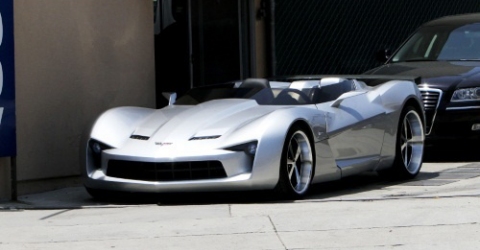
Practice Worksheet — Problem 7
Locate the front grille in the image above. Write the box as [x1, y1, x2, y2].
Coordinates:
[419, 88, 443, 135]
[106, 160, 227, 181]
[421, 90, 441, 110]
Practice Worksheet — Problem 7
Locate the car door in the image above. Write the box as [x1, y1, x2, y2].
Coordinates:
[316, 91, 386, 176]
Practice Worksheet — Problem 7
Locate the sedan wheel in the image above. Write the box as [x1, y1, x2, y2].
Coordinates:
[275, 126, 314, 198]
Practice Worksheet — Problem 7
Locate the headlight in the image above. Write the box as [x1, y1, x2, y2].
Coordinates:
[88, 139, 112, 168]
[225, 141, 258, 156]
[451, 87, 480, 102]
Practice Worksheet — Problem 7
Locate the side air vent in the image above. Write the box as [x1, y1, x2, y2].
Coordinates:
[189, 135, 221, 141]
[130, 135, 150, 140]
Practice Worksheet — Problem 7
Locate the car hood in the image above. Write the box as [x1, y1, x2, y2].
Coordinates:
[366, 61, 480, 91]
[130, 99, 279, 144]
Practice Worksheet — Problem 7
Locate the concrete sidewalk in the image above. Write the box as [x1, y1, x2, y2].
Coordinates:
[1, 162, 480, 249]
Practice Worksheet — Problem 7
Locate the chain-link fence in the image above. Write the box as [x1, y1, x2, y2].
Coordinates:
[275, 0, 480, 75]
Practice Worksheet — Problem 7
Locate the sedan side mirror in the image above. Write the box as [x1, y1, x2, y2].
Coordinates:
[162, 92, 177, 106]
[375, 49, 392, 63]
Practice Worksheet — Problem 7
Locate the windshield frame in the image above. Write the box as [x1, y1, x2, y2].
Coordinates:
[174, 79, 358, 106]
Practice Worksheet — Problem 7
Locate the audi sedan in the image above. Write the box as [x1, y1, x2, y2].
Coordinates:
[366, 13, 480, 146]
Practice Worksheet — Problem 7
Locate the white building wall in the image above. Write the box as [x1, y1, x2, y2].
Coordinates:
[6, 0, 155, 196]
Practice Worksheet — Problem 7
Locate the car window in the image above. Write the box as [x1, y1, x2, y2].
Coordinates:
[392, 23, 480, 62]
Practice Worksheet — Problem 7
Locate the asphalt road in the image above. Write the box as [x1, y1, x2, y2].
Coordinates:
[1, 149, 480, 249]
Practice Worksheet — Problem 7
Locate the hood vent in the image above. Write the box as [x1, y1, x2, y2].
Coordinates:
[130, 135, 150, 140]
[189, 135, 221, 141]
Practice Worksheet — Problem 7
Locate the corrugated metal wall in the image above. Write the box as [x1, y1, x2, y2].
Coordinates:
[275, 0, 480, 75]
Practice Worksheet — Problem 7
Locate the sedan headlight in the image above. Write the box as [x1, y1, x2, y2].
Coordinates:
[451, 88, 480, 102]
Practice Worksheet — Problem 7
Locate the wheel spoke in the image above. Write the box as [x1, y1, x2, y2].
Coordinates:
[294, 165, 301, 190]
[408, 135, 424, 144]
[404, 115, 414, 165]
[294, 145, 301, 162]
[403, 144, 410, 166]
[287, 163, 295, 179]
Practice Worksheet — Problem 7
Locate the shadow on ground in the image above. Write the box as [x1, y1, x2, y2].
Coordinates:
[105, 145, 480, 205]
[90, 171, 442, 206]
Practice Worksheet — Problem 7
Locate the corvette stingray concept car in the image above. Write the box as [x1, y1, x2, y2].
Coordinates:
[84, 76, 425, 199]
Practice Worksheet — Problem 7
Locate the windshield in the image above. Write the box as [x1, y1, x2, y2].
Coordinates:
[392, 23, 480, 62]
[176, 85, 316, 105]
[175, 80, 355, 105]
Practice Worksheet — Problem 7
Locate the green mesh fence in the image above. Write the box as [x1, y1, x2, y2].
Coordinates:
[275, 0, 480, 75]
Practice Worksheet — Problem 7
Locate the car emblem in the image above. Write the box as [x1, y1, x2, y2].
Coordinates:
[155, 142, 173, 146]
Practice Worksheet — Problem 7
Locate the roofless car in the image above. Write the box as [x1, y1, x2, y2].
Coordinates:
[84, 76, 425, 199]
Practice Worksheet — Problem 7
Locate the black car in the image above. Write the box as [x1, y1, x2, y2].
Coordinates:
[366, 13, 480, 146]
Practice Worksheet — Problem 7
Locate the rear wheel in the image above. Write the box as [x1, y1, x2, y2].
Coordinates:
[381, 106, 424, 179]
[275, 126, 315, 199]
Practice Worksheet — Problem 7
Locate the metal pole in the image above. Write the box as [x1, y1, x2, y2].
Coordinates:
[267, 0, 276, 77]
[10, 156, 16, 201]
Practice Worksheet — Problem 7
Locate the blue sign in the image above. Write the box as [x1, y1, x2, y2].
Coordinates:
[0, 0, 16, 157]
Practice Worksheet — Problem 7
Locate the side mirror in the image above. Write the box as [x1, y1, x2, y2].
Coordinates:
[375, 49, 392, 63]
[162, 92, 177, 106]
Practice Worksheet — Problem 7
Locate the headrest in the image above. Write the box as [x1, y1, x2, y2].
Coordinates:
[320, 77, 348, 86]
[290, 80, 320, 89]
[240, 78, 271, 89]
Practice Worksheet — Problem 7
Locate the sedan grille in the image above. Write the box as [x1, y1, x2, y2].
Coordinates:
[419, 88, 442, 135]
[421, 90, 440, 111]
[106, 160, 227, 181]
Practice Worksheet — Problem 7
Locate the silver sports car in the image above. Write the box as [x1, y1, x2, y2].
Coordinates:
[84, 76, 425, 199]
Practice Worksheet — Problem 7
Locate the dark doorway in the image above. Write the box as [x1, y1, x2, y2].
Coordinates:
[154, 0, 252, 108]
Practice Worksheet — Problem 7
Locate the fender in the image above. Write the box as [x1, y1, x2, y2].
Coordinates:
[90, 106, 155, 148]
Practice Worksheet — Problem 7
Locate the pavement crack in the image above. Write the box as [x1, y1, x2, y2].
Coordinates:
[297, 194, 480, 203]
[278, 221, 478, 233]
[268, 215, 287, 250]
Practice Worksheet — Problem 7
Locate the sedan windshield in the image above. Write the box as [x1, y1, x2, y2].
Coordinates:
[392, 23, 480, 62]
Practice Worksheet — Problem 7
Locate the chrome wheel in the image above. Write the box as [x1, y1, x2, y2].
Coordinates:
[400, 110, 424, 175]
[285, 130, 313, 194]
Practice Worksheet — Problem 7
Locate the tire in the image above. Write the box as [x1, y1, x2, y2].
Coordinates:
[275, 125, 315, 199]
[380, 106, 425, 179]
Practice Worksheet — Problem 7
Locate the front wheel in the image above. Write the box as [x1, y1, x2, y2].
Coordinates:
[381, 106, 425, 179]
[275, 126, 315, 199]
